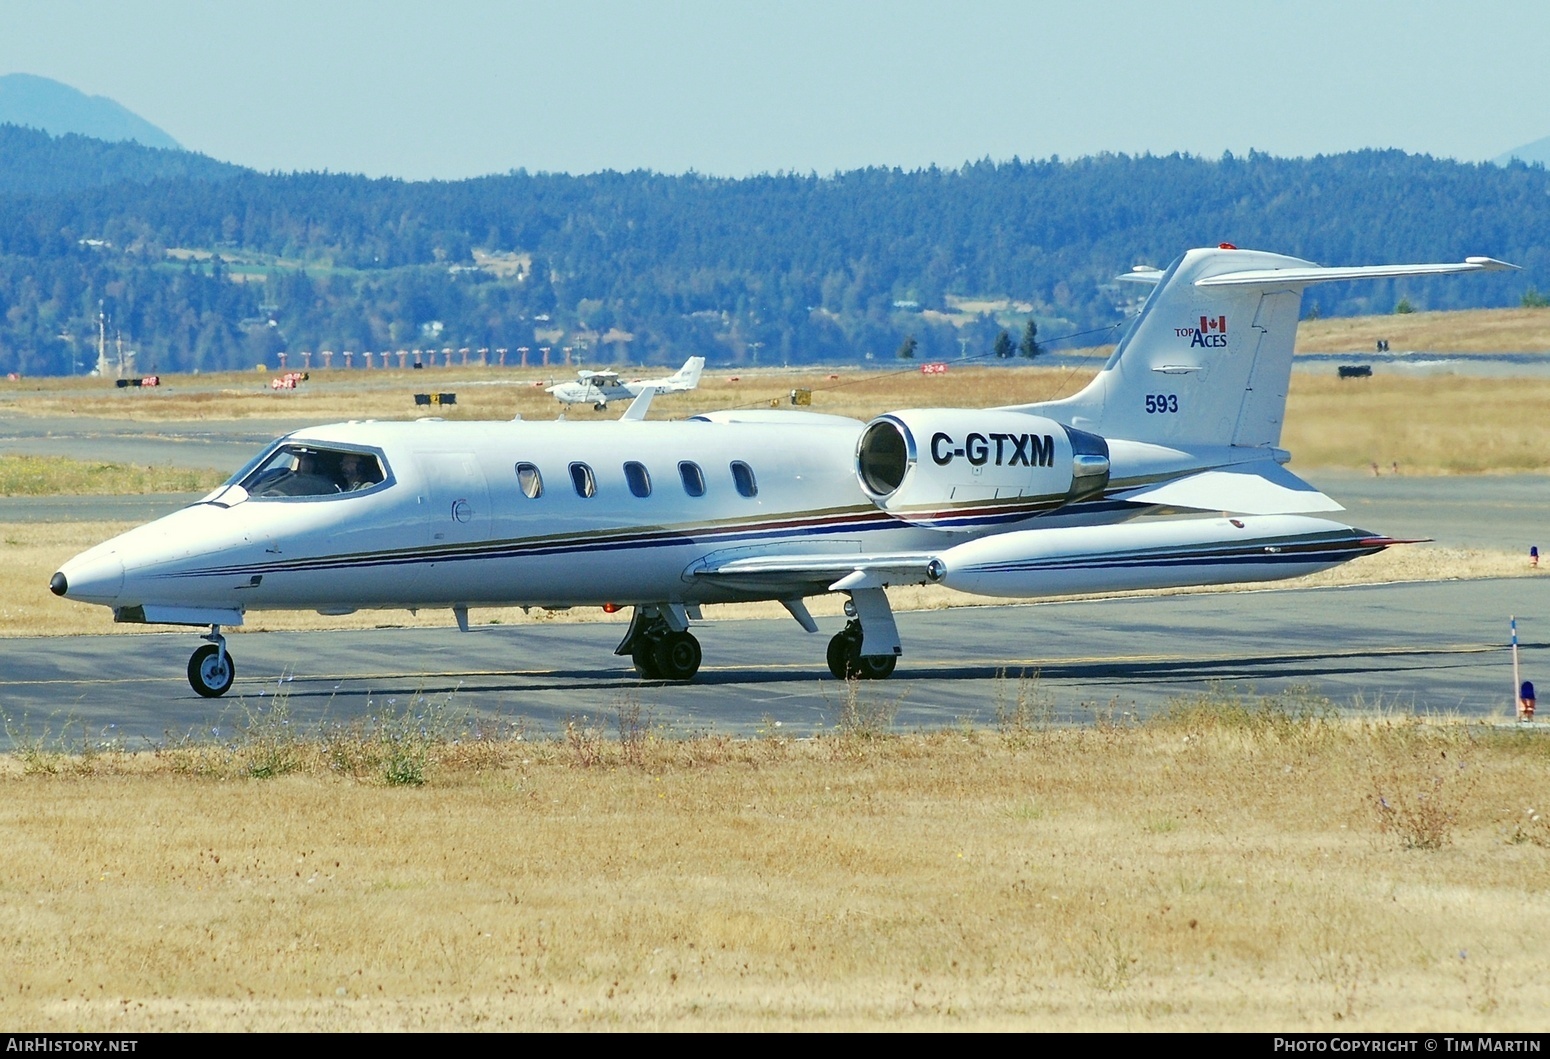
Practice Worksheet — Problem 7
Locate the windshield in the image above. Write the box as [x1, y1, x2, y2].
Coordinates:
[216, 443, 390, 501]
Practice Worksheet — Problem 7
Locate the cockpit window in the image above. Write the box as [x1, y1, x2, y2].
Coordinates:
[236, 444, 387, 499]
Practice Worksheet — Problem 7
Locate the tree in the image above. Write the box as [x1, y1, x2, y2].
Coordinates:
[896, 333, 917, 359]
[993, 329, 1014, 359]
[1394, 297, 1415, 314]
[1018, 318, 1040, 358]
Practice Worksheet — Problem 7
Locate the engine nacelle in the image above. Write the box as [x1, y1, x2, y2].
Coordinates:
[855, 409, 1110, 527]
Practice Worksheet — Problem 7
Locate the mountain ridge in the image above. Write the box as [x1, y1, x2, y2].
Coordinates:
[0, 73, 180, 150]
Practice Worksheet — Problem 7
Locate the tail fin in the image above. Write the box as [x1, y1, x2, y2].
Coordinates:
[1008, 247, 1515, 448]
[671, 356, 706, 390]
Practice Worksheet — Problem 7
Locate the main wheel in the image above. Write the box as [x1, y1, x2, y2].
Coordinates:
[188, 643, 236, 698]
[826, 630, 857, 680]
[651, 631, 702, 681]
[826, 630, 897, 680]
[631, 641, 662, 679]
[854, 653, 897, 680]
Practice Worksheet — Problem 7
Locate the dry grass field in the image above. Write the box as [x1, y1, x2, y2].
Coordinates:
[1296, 307, 1550, 354]
[2, 695, 1547, 1031]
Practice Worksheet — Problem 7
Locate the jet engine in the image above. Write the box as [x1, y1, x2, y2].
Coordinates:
[855, 409, 1110, 526]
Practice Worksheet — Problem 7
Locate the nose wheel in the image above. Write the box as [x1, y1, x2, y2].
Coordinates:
[187, 627, 236, 697]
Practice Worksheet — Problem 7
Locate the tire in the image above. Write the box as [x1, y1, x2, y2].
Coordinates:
[826, 630, 857, 680]
[188, 643, 236, 698]
[854, 653, 897, 680]
[631, 642, 661, 679]
[826, 628, 897, 680]
[651, 631, 702, 681]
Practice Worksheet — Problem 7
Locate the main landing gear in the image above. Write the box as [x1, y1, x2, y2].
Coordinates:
[616, 604, 702, 681]
[826, 619, 897, 680]
[823, 587, 903, 680]
[187, 625, 236, 698]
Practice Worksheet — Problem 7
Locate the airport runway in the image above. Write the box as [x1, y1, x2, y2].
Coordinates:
[2, 576, 1544, 750]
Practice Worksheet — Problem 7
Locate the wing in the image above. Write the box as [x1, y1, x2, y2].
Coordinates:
[689, 551, 939, 596]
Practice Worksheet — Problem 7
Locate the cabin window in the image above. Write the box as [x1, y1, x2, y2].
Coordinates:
[516, 462, 543, 499]
[236, 444, 386, 499]
[570, 462, 597, 498]
[678, 461, 706, 497]
[624, 461, 652, 498]
[731, 461, 758, 498]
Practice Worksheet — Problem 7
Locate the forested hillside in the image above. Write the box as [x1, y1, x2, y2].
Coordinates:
[1, 124, 1545, 376]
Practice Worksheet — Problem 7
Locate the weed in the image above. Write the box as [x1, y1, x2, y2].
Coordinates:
[615, 696, 652, 769]
[1504, 806, 1549, 847]
[2, 712, 129, 775]
[833, 676, 898, 740]
[1076, 926, 1140, 992]
[1153, 683, 1337, 743]
[993, 668, 1054, 746]
[564, 715, 606, 769]
[235, 693, 306, 779]
[1369, 724, 1478, 849]
[319, 691, 474, 786]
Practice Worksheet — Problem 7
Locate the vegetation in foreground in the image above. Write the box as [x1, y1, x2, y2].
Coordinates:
[2, 685, 1547, 1031]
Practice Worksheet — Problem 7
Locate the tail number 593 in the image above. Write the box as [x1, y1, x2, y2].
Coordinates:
[1145, 394, 1179, 414]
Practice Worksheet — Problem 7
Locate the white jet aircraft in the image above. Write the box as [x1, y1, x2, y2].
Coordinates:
[51, 245, 1514, 697]
[546, 355, 705, 409]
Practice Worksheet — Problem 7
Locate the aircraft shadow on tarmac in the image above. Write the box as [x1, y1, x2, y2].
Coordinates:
[248, 640, 1515, 704]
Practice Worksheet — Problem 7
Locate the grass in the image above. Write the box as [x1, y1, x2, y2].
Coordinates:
[1, 687, 1547, 1030]
[1295, 306, 1550, 354]
[1282, 374, 1550, 473]
[0, 454, 226, 496]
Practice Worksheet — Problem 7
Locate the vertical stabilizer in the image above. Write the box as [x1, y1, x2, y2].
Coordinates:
[671, 356, 706, 390]
[1006, 247, 1515, 449]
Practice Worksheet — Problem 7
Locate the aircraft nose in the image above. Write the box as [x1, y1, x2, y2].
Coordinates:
[54, 550, 125, 604]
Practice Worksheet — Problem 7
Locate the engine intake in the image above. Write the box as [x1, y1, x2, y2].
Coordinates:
[855, 410, 1109, 527]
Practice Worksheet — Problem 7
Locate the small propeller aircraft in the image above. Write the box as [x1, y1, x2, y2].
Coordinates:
[51, 245, 1515, 697]
[546, 355, 705, 409]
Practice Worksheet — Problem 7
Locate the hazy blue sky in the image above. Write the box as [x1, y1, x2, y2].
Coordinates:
[1, 0, 1545, 179]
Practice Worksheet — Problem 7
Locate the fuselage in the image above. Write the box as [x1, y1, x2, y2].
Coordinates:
[58, 413, 954, 618]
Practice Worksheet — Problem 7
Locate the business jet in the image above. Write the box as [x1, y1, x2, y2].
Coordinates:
[51, 245, 1514, 697]
[546, 355, 705, 409]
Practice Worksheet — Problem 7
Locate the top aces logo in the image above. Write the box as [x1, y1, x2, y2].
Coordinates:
[1176, 315, 1229, 348]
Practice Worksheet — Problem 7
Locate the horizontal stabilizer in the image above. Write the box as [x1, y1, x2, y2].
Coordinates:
[1114, 462, 1343, 515]
[1197, 257, 1518, 288]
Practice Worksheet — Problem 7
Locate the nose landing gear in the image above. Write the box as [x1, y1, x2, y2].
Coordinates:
[187, 625, 236, 698]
